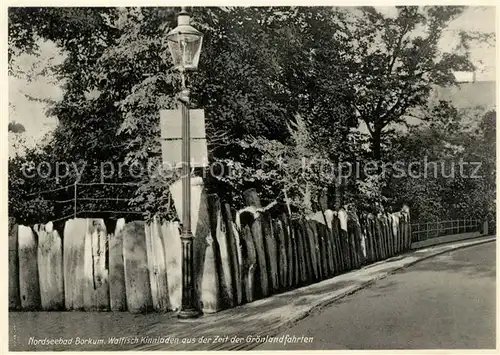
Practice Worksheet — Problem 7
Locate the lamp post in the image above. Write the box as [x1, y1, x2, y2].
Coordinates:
[166, 6, 203, 319]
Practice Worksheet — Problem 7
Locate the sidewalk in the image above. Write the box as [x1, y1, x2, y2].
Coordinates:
[136, 235, 496, 351]
[10, 235, 495, 351]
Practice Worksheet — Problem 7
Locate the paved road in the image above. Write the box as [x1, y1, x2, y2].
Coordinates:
[257, 242, 496, 350]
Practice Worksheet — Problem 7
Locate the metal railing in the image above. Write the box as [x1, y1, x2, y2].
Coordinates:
[23, 181, 143, 223]
[411, 219, 482, 243]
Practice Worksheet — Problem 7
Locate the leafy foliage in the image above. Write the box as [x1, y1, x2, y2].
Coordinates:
[7, 6, 495, 225]
[8, 121, 26, 133]
[385, 109, 496, 222]
[349, 6, 475, 159]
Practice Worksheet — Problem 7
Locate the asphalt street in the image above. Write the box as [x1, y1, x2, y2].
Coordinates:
[257, 242, 496, 350]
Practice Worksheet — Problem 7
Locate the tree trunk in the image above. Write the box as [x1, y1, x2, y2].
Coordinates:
[372, 127, 382, 160]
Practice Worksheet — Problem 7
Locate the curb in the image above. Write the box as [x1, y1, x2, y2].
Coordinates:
[237, 237, 495, 350]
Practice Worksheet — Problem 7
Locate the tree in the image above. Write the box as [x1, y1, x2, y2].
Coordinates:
[8, 6, 493, 224]
[385, 104, 496, 222]
[349, 6, 477, 159]
[8, 6, 357, 221]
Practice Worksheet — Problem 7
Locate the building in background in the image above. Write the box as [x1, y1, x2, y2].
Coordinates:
[431, 71, 495, 112]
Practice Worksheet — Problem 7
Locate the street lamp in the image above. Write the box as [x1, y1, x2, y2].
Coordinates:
[166, 6, 203, 319]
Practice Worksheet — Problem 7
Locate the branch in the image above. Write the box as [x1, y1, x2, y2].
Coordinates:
[22, 92, 56, 105]
[402, 113, 427, 121]
[362, 117, 374, 135]
[384, 99, 416, 128]
[206, 129, 233, 149]
[387, 23, 410, 76]
[353, 103, 365, 118]
[380, 97, 402, 124]
[374, 22, 410, 118]
[354, 103, 375, 134]
[379, 80, 417, 125]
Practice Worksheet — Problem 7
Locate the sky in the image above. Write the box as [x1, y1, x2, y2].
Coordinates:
[8, 6, 497, 149]
[9, 39, 65, 145]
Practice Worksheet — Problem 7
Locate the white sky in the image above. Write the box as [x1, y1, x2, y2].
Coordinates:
[8, 6, 497, 147]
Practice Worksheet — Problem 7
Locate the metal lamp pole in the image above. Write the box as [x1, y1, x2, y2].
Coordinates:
[178, 77, 199, 319]
[166, 6, 203, 319]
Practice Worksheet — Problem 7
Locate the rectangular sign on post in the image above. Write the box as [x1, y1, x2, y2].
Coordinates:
[160, 109, 208, 168]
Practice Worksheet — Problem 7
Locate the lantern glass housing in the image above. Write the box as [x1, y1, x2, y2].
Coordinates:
[166, 12, 203, 71]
